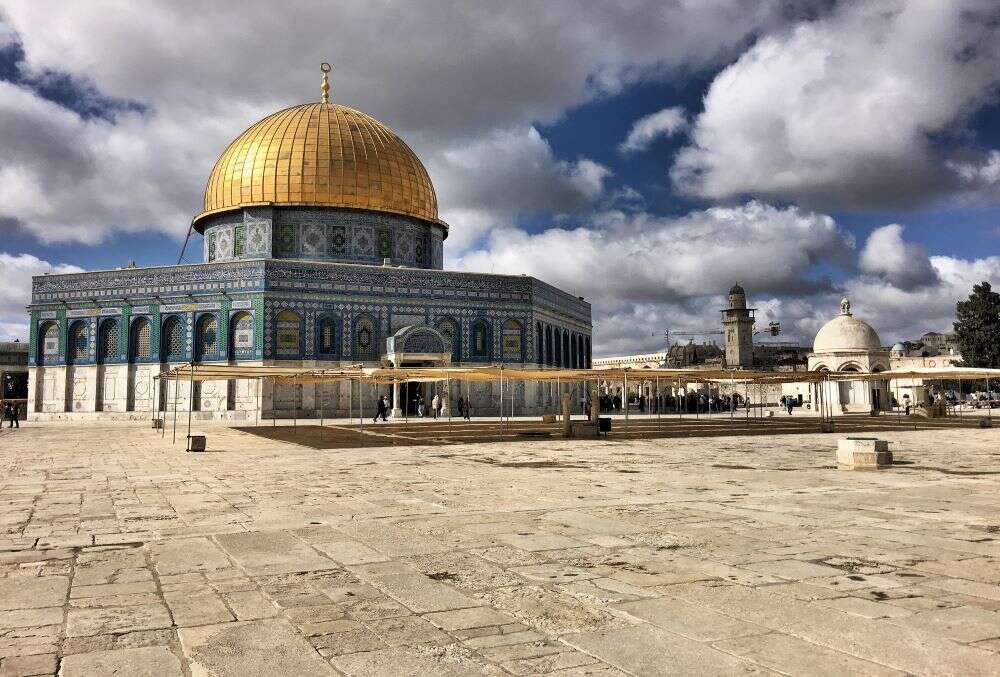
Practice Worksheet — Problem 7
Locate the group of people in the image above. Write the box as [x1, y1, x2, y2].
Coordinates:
[372, 392, 472, 423]
[2, 401, 20, 428]
[596, 391, 748, 415]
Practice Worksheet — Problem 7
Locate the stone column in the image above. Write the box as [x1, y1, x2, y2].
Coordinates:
[591, 388, 599, 423]
[391, 381, 402, 418]
[562, 392, 572, 436]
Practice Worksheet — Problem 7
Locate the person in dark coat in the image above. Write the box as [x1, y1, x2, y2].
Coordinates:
[373, 395, 388, 423]
[3, 402, 18, 429]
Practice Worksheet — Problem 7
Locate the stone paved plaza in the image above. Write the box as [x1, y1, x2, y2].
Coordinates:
[2, 423, 1000, 676]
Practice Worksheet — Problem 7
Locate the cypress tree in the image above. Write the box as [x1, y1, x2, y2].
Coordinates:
[954, 281, 1000, 368]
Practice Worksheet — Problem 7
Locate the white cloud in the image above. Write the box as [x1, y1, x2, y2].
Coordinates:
[0, 1, 802, 246]
[672, 0, 1000, 209]
[433, 127, 611, 251]
[858, 224, 938, 289]
[619, 106, 687, 153]
[451, 200, 853, 353]
[842, 255, 1000, 346]
[0, 252, 83, 340]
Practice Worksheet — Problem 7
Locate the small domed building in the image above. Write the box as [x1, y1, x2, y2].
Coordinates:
[808, 298, 890, 412]
[25, 68, 591, 420]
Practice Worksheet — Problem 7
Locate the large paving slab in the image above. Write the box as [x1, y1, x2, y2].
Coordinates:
[2, 422, 1000, 675]
[214, 531, 337, 575]
[178, 619, 336, 677]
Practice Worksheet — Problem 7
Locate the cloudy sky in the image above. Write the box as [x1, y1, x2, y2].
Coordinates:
[2, 0, 1000, 355]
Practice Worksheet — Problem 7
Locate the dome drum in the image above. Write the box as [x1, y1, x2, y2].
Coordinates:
[200, 205, 444, 269]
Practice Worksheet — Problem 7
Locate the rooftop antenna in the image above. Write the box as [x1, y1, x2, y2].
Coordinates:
[176, 223, 194, 265]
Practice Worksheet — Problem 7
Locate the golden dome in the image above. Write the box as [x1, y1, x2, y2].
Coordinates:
[193, 102, 444, 232]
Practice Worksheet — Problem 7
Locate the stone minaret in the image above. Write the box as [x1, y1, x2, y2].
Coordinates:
[722, 283, 755, 368]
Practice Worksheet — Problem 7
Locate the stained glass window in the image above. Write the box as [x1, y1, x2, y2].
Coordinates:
[275, 311, 301, 357]
[319, 316, 337, 354]
[234, 226, 245, 257]
[196, 315, 218, 360]
[231, 312, 254, 357]
[355, 315, 377, 361]
[132, 318, 151, 360]
[39, 322, 58, 364]
[437, 319, 460, 359]
[162, 317, 184, 361]
[277, 224, 295, 255]
[471, 320, 491, 360]
[99, 320, 119, 363]
[68, 321, 88, 363]
[502, 320, 522, 361]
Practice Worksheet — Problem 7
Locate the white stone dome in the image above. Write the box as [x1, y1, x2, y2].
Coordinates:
[813, 298, 882, 352]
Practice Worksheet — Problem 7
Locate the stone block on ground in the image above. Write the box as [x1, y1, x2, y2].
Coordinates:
[837, 437, 892, 469]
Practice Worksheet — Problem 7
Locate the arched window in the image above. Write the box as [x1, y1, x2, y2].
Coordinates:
[585, 336, 591, 369]
[577, 335, 584, 369]
[161, 316, 185, 362]
[229, 312, 254, 359]
[68, 321, 88, 364]
[502, 319, 522, 361]
[317, 314, 338, 356]
[354, 314, 378, 361]
[536, 322, 543, 365]
[195, 314, 218, 361]
[570, 332, 578, 368]
[130, 318, 151, 361]
[98, 319, 119, 364]
[38, 321, 59, 365]
[545, 326, 553, 366]
[553, 329, 561, 367]
[274, 310, 302, 358]
[562, 331, 570, 368]
[436, 318, 460, 360]
[471, 319, 492, 361]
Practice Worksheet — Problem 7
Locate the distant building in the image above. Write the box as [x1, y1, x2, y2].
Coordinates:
[721, 283, 755, 368]
[1, 341, 28, 421]
[808, 297, 890, 412]
[665, 341, 724, 368]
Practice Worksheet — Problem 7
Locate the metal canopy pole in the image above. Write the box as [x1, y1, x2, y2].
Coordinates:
[172, 373, 179, 444]
[623, 370, 629, 430]
[656, 376, 661, 430]
[319, 383, 324, 442]
[499, 367, 504, 428]
[159, 376, 166, 439]
[988, 376, 992, 422]
[186, 362, 194, 449]
[255, 378, 260, 427]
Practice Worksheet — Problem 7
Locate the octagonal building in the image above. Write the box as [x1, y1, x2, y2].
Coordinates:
[26, 75, 591, 420]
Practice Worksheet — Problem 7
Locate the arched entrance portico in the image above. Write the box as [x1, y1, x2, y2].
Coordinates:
[385, 325, 452, 417]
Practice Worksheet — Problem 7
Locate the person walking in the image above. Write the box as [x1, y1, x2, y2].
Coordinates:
[417, 395, 425, 418]
[373, 395, 388, 423]
[4, 402, 17, 429]
[432, 393, 441, 419]
[785, 397, 794, 415]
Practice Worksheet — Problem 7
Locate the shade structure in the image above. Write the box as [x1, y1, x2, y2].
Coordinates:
[154, 363, 1000, 386]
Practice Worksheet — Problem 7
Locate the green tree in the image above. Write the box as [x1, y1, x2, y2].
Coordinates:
[954, 281, 1000, 368]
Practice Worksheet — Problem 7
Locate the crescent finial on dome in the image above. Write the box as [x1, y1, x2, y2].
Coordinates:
[320, 62, 332, 103]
